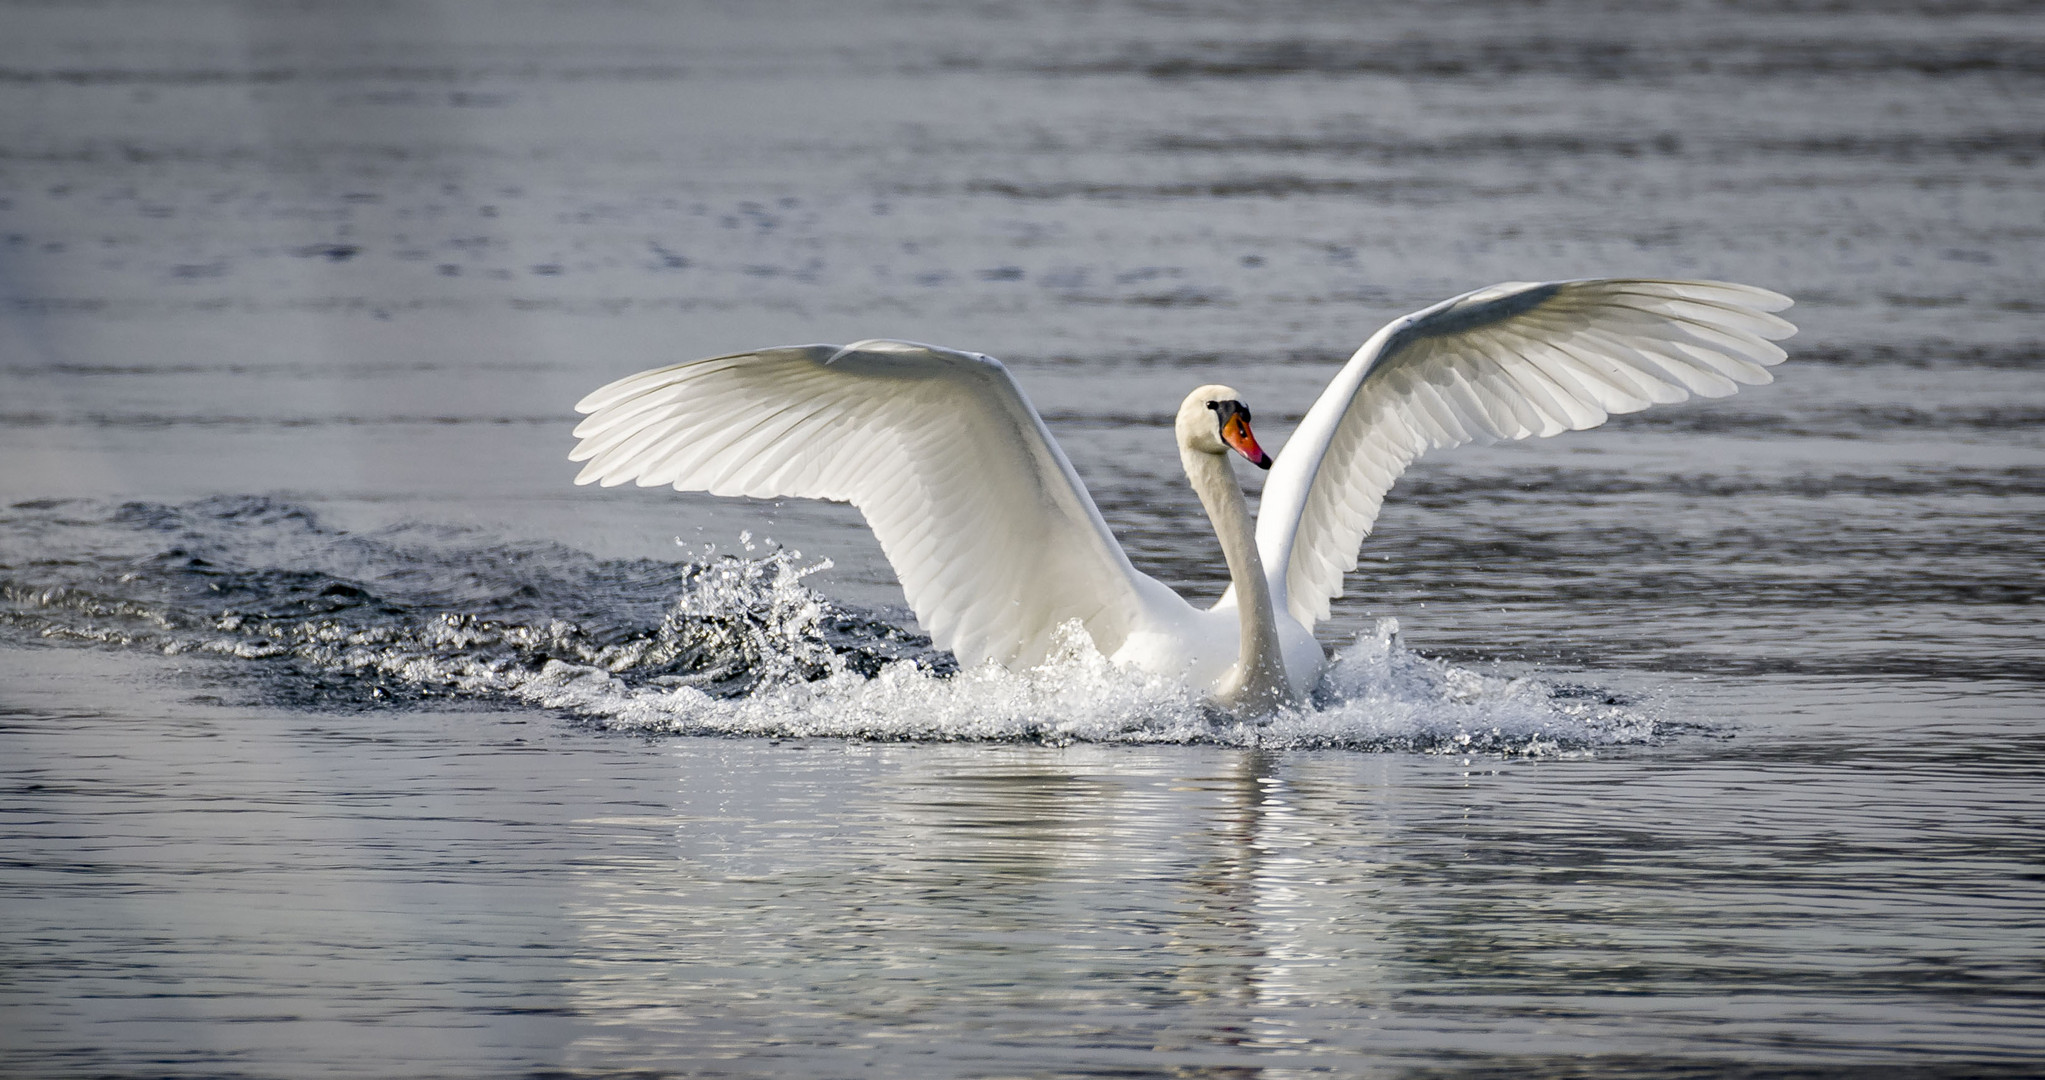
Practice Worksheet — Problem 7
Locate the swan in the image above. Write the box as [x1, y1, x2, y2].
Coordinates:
[569, 278, 1794, 712]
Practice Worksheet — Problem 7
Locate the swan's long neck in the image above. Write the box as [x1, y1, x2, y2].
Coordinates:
[1182, 445, 1294, 712]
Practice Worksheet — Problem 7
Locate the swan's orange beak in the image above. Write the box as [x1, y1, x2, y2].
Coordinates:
[1219, 405, 1273, 470]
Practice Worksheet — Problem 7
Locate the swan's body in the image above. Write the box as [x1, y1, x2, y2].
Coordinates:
[570, 278, 1794, 711]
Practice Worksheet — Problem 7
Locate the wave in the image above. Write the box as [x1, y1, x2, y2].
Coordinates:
[0, 497, 1670, 754]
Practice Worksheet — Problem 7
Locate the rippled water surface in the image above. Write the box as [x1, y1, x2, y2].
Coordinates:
[2, 1, 2041, 1076]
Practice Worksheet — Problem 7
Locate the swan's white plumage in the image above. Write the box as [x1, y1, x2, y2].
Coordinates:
[571, 340, 1162, 669]
[570, 278, 1795, 706]
[1255, 279, 1795, 628]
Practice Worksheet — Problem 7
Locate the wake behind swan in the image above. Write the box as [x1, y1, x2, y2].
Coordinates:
[0, 499, 1666, 754]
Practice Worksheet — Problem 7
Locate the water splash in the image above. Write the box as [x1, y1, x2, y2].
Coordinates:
[546, 615, 1658, 755]
[0, 497, 1668, 753]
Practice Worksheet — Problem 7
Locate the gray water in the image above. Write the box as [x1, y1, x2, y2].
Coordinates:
[2, 1, 2042, 1076]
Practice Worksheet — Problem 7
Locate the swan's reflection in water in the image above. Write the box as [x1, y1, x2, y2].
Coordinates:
[558, 741, 1403, 1074]
[554, 734, 2044, 1075]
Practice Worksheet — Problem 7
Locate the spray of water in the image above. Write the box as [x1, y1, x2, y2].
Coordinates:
[0, 498, 1668, 754]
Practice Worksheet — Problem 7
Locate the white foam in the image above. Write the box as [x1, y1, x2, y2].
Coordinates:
[491, 614, 1660, 754]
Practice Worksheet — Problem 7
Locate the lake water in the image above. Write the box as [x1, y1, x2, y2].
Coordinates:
[2, 1, 2041, 1077]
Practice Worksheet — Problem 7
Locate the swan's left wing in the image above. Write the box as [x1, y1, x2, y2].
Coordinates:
[1257, 279, 1796, 628]
[570, 340, 1168, 669]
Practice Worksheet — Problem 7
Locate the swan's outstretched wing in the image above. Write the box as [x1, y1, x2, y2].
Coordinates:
[570, 340, 1168, 668]
[1257, 279, 1796, 628]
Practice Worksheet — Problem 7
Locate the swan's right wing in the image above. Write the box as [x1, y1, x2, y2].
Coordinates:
[1258, 279, 1796, 628]
[570, 340, 1167, 669]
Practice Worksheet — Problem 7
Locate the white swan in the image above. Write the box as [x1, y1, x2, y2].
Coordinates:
[569, 278, 1794, 712]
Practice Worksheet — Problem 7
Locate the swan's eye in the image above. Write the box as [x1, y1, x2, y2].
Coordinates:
[1208, 399, 1251, 426]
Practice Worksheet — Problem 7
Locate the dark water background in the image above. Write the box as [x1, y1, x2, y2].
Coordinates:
[2, 1, 2041, 1076]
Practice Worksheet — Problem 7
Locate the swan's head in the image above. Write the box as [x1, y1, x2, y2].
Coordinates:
[1176, 384, 1273, 469]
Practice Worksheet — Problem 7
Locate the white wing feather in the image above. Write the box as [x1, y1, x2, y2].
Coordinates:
[1256, 279, 1796, 628]
[570, 340, 1168, 668]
